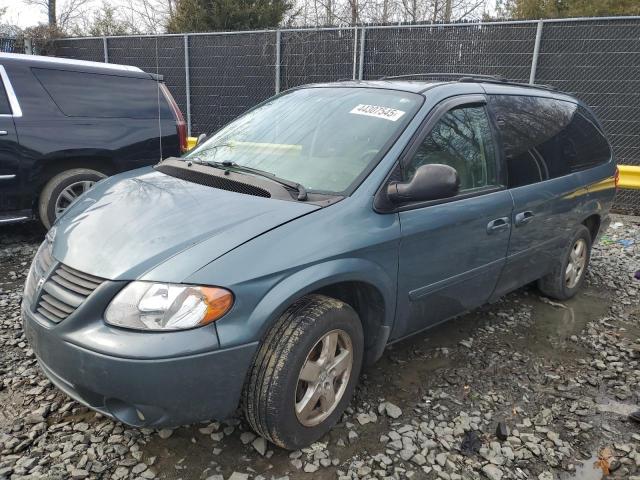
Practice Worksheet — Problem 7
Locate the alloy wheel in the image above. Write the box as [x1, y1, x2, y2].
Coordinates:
[54, 180, 96, 218]
[565, 238, 587, 289]
[295, 329, 353, 427]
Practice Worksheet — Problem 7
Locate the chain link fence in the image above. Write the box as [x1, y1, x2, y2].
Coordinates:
[0, 37, 24, 53]
[49, 17, 640, 212]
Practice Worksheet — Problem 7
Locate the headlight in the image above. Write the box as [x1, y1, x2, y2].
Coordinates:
[105, 282, 233, 331]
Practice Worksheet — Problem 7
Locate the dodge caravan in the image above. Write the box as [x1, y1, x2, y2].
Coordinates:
[22, 76, 617, 449]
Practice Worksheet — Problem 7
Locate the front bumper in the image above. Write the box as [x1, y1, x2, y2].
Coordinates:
[23, 305, 258, 427]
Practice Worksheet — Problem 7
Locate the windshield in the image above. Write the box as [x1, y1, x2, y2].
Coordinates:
[184, 87, 422, 194]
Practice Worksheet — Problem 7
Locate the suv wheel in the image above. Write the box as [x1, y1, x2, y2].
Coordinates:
[39, 168, 107, 229]
[537, 225, 592, 300]
[243, 294, 363, 450]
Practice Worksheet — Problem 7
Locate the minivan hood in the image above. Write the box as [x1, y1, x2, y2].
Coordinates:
[52, 168, 319, 280]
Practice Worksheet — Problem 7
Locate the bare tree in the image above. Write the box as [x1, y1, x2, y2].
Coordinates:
[24, 0, 57, 27]
[22, 0, 91, 31]
[289, 0, 488, 25]
[126, 0, 179, 33]
[58, 0, 91, 31]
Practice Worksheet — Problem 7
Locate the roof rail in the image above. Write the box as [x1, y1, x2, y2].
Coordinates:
[378, 72, 559, 92]
[379, 72, 508, 81]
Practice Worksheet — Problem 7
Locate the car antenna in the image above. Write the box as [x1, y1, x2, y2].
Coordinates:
[154, 36, 163, 162]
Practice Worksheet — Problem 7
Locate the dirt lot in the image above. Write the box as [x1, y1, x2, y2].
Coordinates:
[1, 217, 639, 480]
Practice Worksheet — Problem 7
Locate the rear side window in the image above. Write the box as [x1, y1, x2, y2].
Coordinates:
[0, 77, 11, 114]
[490, 95, 611, 188]
[564, 107, 611, 171]
[32, 68, 172, 119]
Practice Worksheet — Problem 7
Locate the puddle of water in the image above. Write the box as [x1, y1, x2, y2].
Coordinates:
[523, 288, 610, 359]
[567, 454, 604, 480]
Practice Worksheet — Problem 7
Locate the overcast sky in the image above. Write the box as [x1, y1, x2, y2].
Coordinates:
[1, 1, 45, 27]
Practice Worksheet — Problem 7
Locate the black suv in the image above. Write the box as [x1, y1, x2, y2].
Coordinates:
[0, 53, 187, 228]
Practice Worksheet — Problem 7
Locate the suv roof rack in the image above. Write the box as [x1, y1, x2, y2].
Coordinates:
[378, 72, 558, 92]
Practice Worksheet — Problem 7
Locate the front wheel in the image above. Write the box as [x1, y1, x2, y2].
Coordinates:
[537, 225, 592, 300]
[242, 294, 363, 450]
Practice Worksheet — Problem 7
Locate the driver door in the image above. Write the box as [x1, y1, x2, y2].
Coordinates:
[391, 95, 514, 339]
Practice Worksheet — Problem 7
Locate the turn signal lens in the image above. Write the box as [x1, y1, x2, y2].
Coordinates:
[614, 166, 620, 188]
[200, 287, 234, 324]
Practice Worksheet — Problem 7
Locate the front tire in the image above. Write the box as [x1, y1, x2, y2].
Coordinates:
[38, 168, 107, 229]
[537, 225, 592, 300]
[242, 294, 363, 450]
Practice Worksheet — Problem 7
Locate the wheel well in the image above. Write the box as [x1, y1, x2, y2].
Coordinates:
[312, 281, 386, 360]
[31, 157, 116, 212]
[582, 214, 601, 242]
[35, 157, 116, 193]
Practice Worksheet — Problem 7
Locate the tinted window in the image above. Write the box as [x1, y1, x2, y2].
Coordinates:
[491, 95, 611, 188]
[405, 105, 498, 192]
[0, 78, 11, 115]
[32, 68, 172, 119]
[565, 107, 611, 171]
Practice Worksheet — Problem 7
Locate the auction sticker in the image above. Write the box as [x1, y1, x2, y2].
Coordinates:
[350, 104, 406, 121]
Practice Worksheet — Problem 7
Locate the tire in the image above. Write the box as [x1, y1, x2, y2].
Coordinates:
[242, 294, 364, 450]
[38, 168, 107, 229]
[537, 225, 592, 301]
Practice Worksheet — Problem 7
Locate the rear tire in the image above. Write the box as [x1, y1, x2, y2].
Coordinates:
[242, 294, 363, 450]
[38, 168, 107, 229]
[537, 225, 592, 300]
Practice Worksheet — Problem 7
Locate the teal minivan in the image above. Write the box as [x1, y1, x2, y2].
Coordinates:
[23, 76, 617, 449]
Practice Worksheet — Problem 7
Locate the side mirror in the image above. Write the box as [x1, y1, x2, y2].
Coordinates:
[196, 133, 207, 146]
[387, 164, 459, 204]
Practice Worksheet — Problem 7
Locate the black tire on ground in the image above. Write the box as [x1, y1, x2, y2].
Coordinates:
[242, 294, 364, 450]
[537, 225, 592, 301]
[38, 168, 107, 229]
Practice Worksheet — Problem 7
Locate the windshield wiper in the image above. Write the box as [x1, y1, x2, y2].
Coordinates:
[224, 162, 308, 201]
[184, 148, 308, 201]
[208, 161, 308, 201]
[186, 144, 233, 164]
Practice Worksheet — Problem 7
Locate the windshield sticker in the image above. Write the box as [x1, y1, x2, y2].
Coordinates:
[350, 104, 406, 121]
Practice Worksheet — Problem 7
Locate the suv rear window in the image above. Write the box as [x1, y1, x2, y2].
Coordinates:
[490, 95, 611, 188]
[0, 77, 11, 115]
[32, 68, 172, 119]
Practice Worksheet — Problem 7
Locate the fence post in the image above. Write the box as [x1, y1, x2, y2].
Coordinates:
[102, 37, 108, 63]
[358, 27, 366, 80]
[184, 34, 192, 136]
[275, 30, 281, 94]
[529, 19, 544, 84]
[352, 27, 358, 80]
[24, 38, 33, 55]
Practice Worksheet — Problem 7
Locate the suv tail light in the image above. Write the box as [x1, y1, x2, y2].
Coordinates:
[159, 83, 188, 153]
[614, 166, 620, 188]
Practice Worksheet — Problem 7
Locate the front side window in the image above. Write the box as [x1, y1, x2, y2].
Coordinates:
[404, 105, 498, 192]
[184, 87, 422, 194]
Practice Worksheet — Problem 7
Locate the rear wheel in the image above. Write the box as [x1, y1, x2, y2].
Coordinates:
[242, 294, 363, 450]
[38, 168, 107, 229]
[537, 225, 592, 300]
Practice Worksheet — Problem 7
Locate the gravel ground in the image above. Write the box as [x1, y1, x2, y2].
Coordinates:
[1, 217, 639, 480]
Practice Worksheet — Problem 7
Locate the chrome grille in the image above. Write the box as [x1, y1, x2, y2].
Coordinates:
[36, 264, 105, 324]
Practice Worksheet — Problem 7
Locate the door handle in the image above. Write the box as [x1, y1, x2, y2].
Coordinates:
[486, 217, 510, 234]
[0, 130, 7, 136]
[514, 211, 535, 227]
